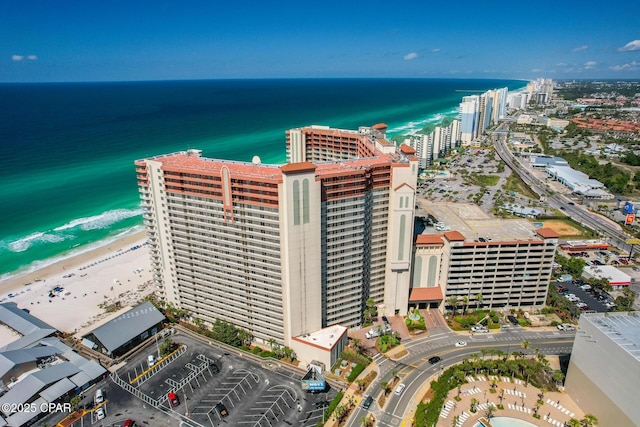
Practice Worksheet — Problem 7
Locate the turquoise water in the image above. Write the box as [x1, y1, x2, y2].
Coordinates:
[476, 417, 540, 427]
[0, 78, 526, 279]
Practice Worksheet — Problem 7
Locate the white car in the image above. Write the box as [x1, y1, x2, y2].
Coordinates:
[394, 383, 406, 396]
[455, 341, 467, 347]
[96, 407, 105, 420]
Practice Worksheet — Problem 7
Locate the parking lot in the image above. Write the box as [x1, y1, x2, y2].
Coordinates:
[104, 330, 337, 427]
[555, 280, 612, 313]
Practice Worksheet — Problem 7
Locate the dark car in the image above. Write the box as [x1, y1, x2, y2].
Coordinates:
[363, 395, 373, 409]
[507, 315, 518, 325]
[215, 402, 228, 418]
[428, 356, 442, 364]
[382, 316, 389, 324]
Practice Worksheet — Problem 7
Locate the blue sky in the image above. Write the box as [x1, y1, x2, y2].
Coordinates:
[2, 0, 639, 82]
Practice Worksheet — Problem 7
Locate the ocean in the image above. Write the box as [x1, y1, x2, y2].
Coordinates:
[0, 78, 525, 280]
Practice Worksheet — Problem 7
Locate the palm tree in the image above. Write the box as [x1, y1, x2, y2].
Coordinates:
[552, 370, 565, 386]
[447, 295, 460, 316]
[567, 418, 581, 427]
[520, 340, 531, 353]
[582, 414, 598, 426]
[484, 404, 495, 420]
[462, 295, 469, 315]
[476, 293, 484, 309]
[351, 337, 364, 354]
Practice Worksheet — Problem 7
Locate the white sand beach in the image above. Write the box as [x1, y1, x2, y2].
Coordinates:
[0, 231, 155, 337]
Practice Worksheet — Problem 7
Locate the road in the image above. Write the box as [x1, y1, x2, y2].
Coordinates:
[491, 125, 637, 255]
[345, 326, 574, 427]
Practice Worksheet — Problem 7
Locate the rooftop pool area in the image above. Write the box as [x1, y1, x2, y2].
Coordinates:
[475, 417, 539, 427]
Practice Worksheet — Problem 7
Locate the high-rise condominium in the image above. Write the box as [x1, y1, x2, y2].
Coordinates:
[135, 124, 418, 346]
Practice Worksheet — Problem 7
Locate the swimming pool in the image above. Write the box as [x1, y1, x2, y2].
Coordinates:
[475, 417, 539, 427]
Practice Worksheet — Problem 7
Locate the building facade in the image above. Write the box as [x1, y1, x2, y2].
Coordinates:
[410, 228, 558, 311]
[136, 124, 418, 346]
[565, 312, 640, 427]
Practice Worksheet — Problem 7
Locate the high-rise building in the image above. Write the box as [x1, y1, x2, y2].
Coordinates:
[406, 119, 460, 168]
[459, 95, 480, 145]
[135, 124, 418, 346]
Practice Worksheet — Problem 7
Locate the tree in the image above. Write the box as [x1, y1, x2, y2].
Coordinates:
[380, 381, 390, 395]
[447, 295, 460, 316]
[237, 328, 253, 347]
[461, 295, 469, 315]
[211, 318, 241, 347]
[159, 337, 178, 356]
[484, 404, 495, 420]
[476, 293, 484, 308]
[582, 414, 599, 426]
[552, 370, 565, 386]
[69, 395, 82, 411]
[520, 340, 531, 353]
[568, 418, 582, 427]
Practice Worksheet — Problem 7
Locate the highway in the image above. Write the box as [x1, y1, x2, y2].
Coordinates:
[345, 326, 575, 427]
[491, 124, 637, 255]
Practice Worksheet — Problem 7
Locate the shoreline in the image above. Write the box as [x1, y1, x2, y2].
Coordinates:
[0, 230, 155, 337]
[0, 230, 149, 292]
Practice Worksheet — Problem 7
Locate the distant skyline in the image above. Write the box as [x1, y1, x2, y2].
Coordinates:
[2, 0, 639, 83]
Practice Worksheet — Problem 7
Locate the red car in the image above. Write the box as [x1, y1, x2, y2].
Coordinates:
[168, 391, 180, 407]
[123, 420, 136, 427]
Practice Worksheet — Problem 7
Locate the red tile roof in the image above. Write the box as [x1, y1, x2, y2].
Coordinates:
[399, 144, 416, 155]
[280, 162, 316, 174]
[415, 234, 444, 246]
[443, 230, 466, 241]
[372, 123, 388, 129]
[409, 287, 443, 302]
[536, 228, 559, 239]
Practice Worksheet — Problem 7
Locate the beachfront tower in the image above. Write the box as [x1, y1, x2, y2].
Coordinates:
[135, 124, 418, 346]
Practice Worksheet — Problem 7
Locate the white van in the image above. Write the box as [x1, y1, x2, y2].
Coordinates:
[148, 354, 156, 367]
[365, 328, 380, 339]
[95, 388, 104, 404]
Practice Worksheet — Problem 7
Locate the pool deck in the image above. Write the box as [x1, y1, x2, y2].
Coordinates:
[435, 375, 584, 427]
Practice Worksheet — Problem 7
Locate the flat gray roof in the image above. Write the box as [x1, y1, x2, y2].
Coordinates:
[0, 303, 57, 352]
[583, 312, 640, 362]
[422, 202, 541, 242]
[84, 301, 165, 353]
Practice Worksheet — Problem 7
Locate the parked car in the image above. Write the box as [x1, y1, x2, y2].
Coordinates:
[167, 391, 180, 407]
[96, 408, 105, 420]
[215, 402, 229, 417]
[147, 354, 156, 367]
[95, 388, 104, 404]
[123, 420, 136, 427]
[507, 315, 518, 325]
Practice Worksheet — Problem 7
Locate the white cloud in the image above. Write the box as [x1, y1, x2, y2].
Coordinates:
[610, 61, 639, 71]
[584, 61, 597, 69]
[556, 62, 568, 66]
[531, 68, 543, 73]
[572, 45, 588, 52]
[12, 54, 24, 61]
[618, 40, 640, 52]
[403, 52, 418, 60]
[27, 55, 37, 60]
[431, 48, 440, 53]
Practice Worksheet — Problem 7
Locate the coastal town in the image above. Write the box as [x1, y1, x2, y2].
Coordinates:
[1, 78, 640, 427]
